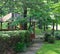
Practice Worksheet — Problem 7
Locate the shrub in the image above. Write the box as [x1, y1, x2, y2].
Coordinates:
[0, 30, 31, 53]
[24, 30, 31, 47]
[44, 32, 55, 43]
[44, 32, 51, 42]
[54, 31, 60, 40]
[14, 42, 26, 52]
[19, 32, 25, 42]
[0, 34, 11, 54]
[48, 35, 55, 43]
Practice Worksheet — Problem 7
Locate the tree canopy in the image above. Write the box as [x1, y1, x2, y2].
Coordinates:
[0, 0, 60, 25]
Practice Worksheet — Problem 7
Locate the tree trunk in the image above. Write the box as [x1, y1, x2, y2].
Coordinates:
[43, 19, 46, 31]
[29, 17, 32, 29]
[52, 21, 55, 36]
[56, 22, 58, 31]
[11, 13, 14, 30]
[56, 18, 58, 31]
[38, 19, 42, 29]
[44, 23, 46, 31]
[46, 24, 48, 29]
[23, 7, 27, 30]
[8, 22, 10, 30]
[1, 22, 2, 30]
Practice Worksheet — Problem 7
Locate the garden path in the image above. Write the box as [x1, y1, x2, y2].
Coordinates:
[18, 35, 43, 54]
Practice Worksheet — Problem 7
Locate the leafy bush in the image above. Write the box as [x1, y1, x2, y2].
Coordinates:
[24, 31, 31, 47]
[48, 35, 55, 43]
[19, 32, 25, 42]
[14, 42, 26, 52]
[0, 30, 31, 53]
[44, 32, 55, 43]
[54, 31, 60, 40]
[44, 32, 51, 42]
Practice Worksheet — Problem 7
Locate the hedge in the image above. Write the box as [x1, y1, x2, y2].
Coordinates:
[0, 30, 31, 53]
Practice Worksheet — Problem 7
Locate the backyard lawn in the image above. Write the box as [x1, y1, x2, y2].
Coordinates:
[35, 28, 42, 35]
[36, 40, 60, 54]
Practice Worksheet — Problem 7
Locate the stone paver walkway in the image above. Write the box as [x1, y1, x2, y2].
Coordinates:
[19, 38, 43, 54]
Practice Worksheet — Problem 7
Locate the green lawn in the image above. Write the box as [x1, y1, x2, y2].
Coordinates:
[35, 28, 42, 35]
[36, 40, 60, 54]
[0, 22, 8, 29]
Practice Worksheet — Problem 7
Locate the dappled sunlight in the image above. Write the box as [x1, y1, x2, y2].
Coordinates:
[36, 41, 60, 54]
[49, 25, 60, 30]
[46, 50, 58, 54]
[37, 48, 60, 54]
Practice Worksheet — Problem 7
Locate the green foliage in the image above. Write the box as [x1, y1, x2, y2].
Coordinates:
[0, 0, 60, 30]
[10, 17, 27, 26]
[48, 35, 55, 43]
[44, 32, 51, 42]
[54, 31, 60, 40]
[25, 30, 31, 46]
[14, 42, 26, 52]
[0, 30, 31, 53]
[35, 28, 42, 35]
[44, 32, 55, 43]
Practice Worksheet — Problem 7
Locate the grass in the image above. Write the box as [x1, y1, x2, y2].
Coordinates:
[0, 22, 8, 29]
[2, 22, 8, 29]
[36, 40, 60, 54]
[35, 28, 41, 35]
